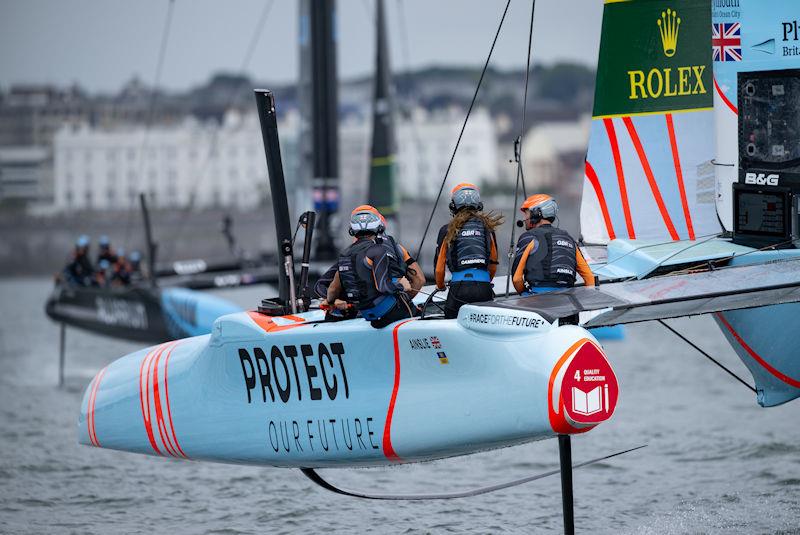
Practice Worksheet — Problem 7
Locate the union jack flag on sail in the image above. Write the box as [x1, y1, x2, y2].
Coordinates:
[712, 22, 742, 62]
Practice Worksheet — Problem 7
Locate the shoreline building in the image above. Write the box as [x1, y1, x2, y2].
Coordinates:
[53, 106, 498, 212]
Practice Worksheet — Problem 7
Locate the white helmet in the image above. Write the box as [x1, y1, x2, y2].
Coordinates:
[348, 205, 386, 236]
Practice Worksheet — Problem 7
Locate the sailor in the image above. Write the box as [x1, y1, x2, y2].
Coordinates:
[111, 248, 132, 287]
[96, 235, 118, 265]
[128, 250, 144, 283]
[434, 183, 502, 319]
[95, 259, 112, 287]
[326, 206, 417, 328]
[512, 194, 595, 295]
[62, 235, 96, 287]
[315, 205, 424, 300]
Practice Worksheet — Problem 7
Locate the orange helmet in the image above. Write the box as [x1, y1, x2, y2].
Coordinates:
[520, 194, 558, 221]
[349, 205, 386, 236]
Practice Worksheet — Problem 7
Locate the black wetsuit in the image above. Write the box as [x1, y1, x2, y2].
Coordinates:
[434, 216, 498, 319]
[337, 236, 416, 328]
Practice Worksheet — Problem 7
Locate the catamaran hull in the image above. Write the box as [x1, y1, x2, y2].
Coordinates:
[78, 305, 619, 467]
[713, 252, 800, 407]
[46, 285, 241, 343]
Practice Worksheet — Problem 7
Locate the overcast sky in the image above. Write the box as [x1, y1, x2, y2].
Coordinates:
[0, 0, 603, 93]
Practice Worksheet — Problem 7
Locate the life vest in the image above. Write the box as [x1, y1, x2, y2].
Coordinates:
[338, 238, 384, 310]
[522, 226, 577, 288]
[447, 217, 491, 273]
[381, 234, 407, 280]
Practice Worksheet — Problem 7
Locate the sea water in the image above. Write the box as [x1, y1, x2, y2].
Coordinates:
[0, 278, 798, 534]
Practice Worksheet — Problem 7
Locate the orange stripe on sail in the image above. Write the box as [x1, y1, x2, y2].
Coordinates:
[665, 114, 695, 240]
[623, 117, 680, 241]
[584, 161, 617, 240]
[603, 118, 635, 239]
[714, 77, 738, 115]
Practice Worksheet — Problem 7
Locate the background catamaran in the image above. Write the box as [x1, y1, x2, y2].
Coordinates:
[78, 0, 800, 533]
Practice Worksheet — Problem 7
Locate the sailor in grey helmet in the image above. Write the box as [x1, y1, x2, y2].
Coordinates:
[434, 183, 502, 319]
[512, 194, 595, 295]
[326, 205, 417, 328]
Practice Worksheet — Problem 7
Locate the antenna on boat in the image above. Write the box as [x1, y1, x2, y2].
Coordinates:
[139, 192, 158, 288]
[254, 89, 298, 315]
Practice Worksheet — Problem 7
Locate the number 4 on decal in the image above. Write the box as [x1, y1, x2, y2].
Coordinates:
[574, 370, 581, 381]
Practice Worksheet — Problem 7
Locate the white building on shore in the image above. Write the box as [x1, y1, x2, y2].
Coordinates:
[53, 106, 498, 212]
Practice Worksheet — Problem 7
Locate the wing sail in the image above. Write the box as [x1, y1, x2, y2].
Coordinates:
[488, 258, 800, 327]
[581, 0, 721, 244]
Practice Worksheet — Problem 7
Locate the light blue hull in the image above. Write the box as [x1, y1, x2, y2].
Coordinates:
[591, 239, 800, 407]
[713, 252, 800, 407]
[78, 305, 619, 468]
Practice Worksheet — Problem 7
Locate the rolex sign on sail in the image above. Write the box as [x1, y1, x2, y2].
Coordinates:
[581, 0, 721, 244]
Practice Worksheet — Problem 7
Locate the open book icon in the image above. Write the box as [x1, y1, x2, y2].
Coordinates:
[571, 385, 607, 416]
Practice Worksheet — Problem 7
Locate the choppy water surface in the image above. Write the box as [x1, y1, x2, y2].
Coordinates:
[0, 277, 798, 534]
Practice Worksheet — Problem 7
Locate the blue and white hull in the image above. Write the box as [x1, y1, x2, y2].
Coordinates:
[78, 306, 619, 467]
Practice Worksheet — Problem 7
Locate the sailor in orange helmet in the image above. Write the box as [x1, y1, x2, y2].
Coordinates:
[512, 194, 594, 295]
[326, 205, 419, 328]
[434, 183, 503, 318]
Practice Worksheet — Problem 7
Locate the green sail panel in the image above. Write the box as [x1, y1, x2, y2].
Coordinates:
[593, 0, 713, 118]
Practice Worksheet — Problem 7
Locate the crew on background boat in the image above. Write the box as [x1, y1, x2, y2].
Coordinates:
[512, 194, 594, 295]
[434, 183, 502, 319]
[110, 248, 133, 287]
[96, 235, 117, 265]
[128, 250, 144, 283]
[61, 235, 96, 287]
[326, 205, 417, 328]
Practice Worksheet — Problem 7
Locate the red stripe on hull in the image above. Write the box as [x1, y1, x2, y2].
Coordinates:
[665, 114, 695, 240]
[716, 313, 800, 389]
[584, 160, 617, 240]
[139, 345, 165, 456]
[382, 319, 417, 461]
[163, 342, 188, 459]
[87, 366, 107, 447]
[623, 117, 680, 240]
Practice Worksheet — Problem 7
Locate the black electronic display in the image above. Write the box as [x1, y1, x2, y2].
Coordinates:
[736, 191, 787, 236]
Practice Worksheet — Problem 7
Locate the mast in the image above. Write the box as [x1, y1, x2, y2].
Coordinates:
[367, 0, 399, 217]
[254, 90, 294, 305]
[139, 192, 158, 288]
[303, 0, 339, 259]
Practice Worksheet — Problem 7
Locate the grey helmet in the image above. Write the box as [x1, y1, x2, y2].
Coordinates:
[449, 182, 483, 214]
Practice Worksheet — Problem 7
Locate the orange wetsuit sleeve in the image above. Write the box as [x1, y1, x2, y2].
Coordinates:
[576, 248, 595, 287]
[512, 240, 535, 294]
[488, 232, 498, 279]
[435, 240, 448, 290]
[399, 245, 411, 263]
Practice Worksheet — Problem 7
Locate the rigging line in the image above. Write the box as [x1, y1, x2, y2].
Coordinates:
[123, 0, 177, 246]
[413, 0, 513, 262]
[300, 444, 647, 500]
[505, 0, 537, 297]
[666, 237, 800, 277]
[162, 0, 276, 262]
[593, 232, 720, 272]
[657, 319, 757, 394]
[633, 233, 721, 279]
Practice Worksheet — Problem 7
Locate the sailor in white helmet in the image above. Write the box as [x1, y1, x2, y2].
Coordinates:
[326, 205, 417, 328]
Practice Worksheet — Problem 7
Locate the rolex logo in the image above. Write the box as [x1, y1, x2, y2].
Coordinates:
[657, 8, 681, 57]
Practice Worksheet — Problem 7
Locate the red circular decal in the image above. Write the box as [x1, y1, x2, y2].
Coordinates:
[560, 342, 619, 425]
